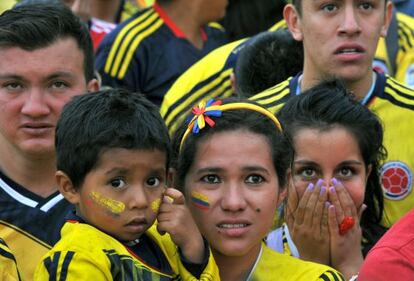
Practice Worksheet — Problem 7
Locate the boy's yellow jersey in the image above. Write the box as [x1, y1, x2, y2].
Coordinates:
[35, 219, 219, 280]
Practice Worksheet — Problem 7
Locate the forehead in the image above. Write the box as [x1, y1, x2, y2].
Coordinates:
[0, 38, 84, 77]
[193, 130, 273, 168]
[293, 127, 363, 161]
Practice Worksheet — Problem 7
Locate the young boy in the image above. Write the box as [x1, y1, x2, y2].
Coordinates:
[34, 89, 218, 280]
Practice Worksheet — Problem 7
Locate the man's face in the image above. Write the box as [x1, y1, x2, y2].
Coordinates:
[0, 38, 98, 158]
[287, 0, 392, 84]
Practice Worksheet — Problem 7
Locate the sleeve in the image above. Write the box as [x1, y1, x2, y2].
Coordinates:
[178, 238, 210, 278]
[34, 250, 112, 281]
[95, 33, 143, 93]
[317, 270, 346, 281]
[358, 247, 414, 281]
[0, 239, 21, 281]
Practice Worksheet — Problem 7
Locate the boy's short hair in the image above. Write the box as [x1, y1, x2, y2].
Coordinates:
[0, 3, 94, 82]
[56, 88, 171, 188]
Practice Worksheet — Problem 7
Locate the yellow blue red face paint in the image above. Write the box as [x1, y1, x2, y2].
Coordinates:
[89, 191, 125, 216]
[190, 191, 210, 210]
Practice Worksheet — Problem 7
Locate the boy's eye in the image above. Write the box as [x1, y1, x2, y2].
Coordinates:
[146, 177, 161, 187]
[245, 174, 264, 184]
[201, 175, 220, 184]
[359, 2, 373, 10]
[110, 178, 126, 189]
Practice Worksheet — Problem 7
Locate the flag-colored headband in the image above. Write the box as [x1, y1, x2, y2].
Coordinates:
[180, 99, 282, 151]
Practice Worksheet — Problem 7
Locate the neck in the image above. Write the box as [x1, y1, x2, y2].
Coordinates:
[301, 69, 374, 102]
[157, 1, 205, 49]
[213, 244, 261, 281]
[90, 0, 122, 23]
[0, 144, 58, 198]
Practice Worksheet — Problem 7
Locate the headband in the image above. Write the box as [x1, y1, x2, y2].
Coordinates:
[180, 99, 282, 151]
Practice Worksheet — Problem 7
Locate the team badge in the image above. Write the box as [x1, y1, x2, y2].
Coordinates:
[381, 161, 413, 200]
[405, 64, 414, 88]
[372, 60, 389, 75]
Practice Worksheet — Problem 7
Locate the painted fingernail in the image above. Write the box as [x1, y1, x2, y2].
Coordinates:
[316, 179, 324, 187]
[320, 186, 326, 195]
[325, 201, 331, 208]
[329, 186, 336, 193]
[332, 178, 338, 186]
[307, 183, 314, 191]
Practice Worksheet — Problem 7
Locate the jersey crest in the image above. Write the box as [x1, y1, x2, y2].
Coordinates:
[381, 161, 413, 200]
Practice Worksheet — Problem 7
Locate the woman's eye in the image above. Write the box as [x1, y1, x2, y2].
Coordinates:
[110, 178, 126, 189]
[339, 167, 353, 177]
[201, 175, 220, 184]
[245, 175, 264, 184]
[146, 177, 161, 187]
[300, 168, 316, 178]
[359, 2, 373, 10]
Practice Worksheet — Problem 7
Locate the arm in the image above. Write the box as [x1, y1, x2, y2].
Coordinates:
[358, 247, 414, 281]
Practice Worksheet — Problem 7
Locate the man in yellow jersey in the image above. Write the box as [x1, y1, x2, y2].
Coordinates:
[250, 0, 414, 228]
[0, 4, 98, 280]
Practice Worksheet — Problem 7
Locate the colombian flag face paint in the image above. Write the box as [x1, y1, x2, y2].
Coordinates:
[190, 191, 210, 211]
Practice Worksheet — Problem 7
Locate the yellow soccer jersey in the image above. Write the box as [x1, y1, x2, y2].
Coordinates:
[34, 219, 219, 280]
[374, 12, 414, 88]
[0, 238, 20, 281]
[250, 72, 414, 228]
[160, 39, 248, 137]
[248, 243, 344, 281]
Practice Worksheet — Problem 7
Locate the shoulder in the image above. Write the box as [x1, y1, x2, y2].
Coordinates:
[253, 244, 344, 281]
[379, 75, 414, 110]
[249, 77, 294, 113]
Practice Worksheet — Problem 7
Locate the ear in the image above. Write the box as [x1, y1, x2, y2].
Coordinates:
[380, 1, 393, 37]
[284, 4, 303, 41]
[87, 77, 100, 92]
[56, 170, 80, 204]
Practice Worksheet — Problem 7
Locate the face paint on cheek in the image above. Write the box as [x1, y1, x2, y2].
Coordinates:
[190, 191, 210, 211]
[151, 198, 161, 213]
[89, 191, 125, 216]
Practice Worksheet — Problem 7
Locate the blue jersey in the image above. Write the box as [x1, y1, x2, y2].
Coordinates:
[0, 171, 73, 280]
[95, 3, 227, 105]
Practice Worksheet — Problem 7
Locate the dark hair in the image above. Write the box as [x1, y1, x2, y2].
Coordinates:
[220, 0, 284, 41]
[173, 98, 292, 193]
[235, 30, 303, 97]
[278, 79, 387, 255]
[56, 88, 171, 188]
[0, 3, 95, 82]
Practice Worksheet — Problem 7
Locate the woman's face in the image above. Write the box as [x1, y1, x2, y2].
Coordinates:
[184, 130, 285, 258]
[290, 126, 370, 208]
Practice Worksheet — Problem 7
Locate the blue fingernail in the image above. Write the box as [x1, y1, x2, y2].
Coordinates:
[316, 179, 324, 186]
[332, 178, 338, 186]
[307, 183, 314, 191]
[329, 186, 336, 193]
[320, 186, 326, 195]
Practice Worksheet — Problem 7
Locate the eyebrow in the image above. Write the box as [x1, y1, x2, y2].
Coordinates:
[0, 71, 76, 81]
[195, 166, 271, 175]
[293, 160, 364, 166]
[104, 167, 166, 176]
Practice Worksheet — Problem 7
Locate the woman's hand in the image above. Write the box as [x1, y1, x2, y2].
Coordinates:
[286, 179, 330, 264]
[327, 178, 364, 280]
